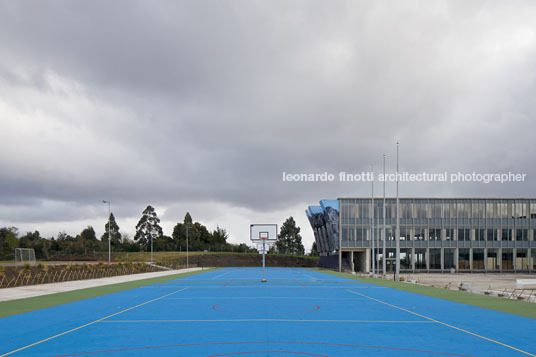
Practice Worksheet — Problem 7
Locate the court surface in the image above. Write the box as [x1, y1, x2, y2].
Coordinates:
[1, 267, 535, 356]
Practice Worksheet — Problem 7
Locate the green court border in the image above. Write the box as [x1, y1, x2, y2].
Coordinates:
[313, 269, 536, 319]
[0, 268, 217, 318]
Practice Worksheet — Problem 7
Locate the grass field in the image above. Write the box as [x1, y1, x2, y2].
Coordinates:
[0, 267, 535, 356]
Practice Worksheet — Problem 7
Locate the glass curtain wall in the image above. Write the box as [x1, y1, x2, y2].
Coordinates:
[338, 198, 536, 273]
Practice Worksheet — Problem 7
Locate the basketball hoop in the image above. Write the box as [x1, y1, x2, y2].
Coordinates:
[250, 224, 277, 282]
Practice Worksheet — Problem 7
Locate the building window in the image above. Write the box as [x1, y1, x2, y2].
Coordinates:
[417, 203, 427, 219]
[415, 249, 426, 269]
[449, 202, 456, 218]
[386, 227, 394, 241]
[385, 248, 396, 272]
[473, 249, 484, 270]
[459, 249, 470, 269]
[502, 249, 514, 270]
[432, 202, 442, 218]
[515, 202, 526, 219]
[499, 202, 508, 218]
[486, 202, 496, 218]
[429, 228, 441, 241]
[429, 249, 441, 269]
[414, 228, 425, 240]
[444, 249, 455, 270]
[487, 249, 499, 270]
[458, 228, 470, 241]
[487, 229, 498, 241]
[516, 249, 528, 270]
[475, 229, 485, 241]
[515, 229, 528, 241]
[401, 249, 412, 269]
[502, 229, 513, 241]
[399, 227, 410, 241]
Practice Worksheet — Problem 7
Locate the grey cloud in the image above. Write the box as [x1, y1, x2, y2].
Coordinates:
[1, 1, 535, 238]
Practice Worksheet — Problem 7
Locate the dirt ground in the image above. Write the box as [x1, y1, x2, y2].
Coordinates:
[399, 273, 535, 292]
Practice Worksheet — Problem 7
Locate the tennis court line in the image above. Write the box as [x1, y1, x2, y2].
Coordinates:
[0, 288, 188, 357]
[100, 319, 435, 323]
[345, 289, 536, 357]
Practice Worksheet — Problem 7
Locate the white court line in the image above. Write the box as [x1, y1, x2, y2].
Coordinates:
[294, 270, 325, 282]
[163, 297, 366, 300]
[154, 285, 387, 289]
[100, 319, 435, 323]
[345, 289, 536, 357]
[210, 270, 231, 280]
[0, 288, 188, 357]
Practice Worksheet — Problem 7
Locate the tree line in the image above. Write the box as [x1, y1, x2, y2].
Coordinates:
[0, 205, 315, 260]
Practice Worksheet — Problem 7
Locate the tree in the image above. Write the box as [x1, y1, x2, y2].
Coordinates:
[172, 213, 214, 251]
[0, 227, 19, 260]
[78, 226, 98, 254]
[310, 242, 318, 256]
[184, 212, 193, 224]
[212, 226, 228, 246]
[19, 230, 41, 248]
[101, 213, 122, 246]
[80, 226, 96, 241]
[134, 205, 163, 250]
[275, 216, 305, 255]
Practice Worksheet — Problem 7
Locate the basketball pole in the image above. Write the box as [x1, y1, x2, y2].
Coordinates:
[262, 238, 267, 282]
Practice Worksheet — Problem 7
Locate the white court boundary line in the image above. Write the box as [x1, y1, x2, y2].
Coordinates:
[163, 297, 367, 300]
[345, 289, 536, 357]
[0, 288, 188, 357]
[100, 319, 435, 323]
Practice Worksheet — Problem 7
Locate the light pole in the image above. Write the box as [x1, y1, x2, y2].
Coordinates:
[382, 154, 386, 276]
[150, 230, 153, 263]
[371, 165, 375, 277]
[186, 224, 190, 269]
[102, 200, 111, 263]
[395, 142, 400, 281]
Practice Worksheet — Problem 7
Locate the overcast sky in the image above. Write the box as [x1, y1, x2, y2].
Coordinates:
[1, 1, 535, 249]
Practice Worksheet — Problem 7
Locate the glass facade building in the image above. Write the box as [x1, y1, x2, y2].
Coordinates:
[309, 198, 536, 273]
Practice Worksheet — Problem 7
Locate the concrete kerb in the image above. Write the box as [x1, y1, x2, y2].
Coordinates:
[0, 267, 204, 302]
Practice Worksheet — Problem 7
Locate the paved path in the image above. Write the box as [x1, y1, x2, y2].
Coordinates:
[0, 268, 204, 302]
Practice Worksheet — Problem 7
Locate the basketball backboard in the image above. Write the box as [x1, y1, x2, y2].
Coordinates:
[250, 224, 277, 243]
